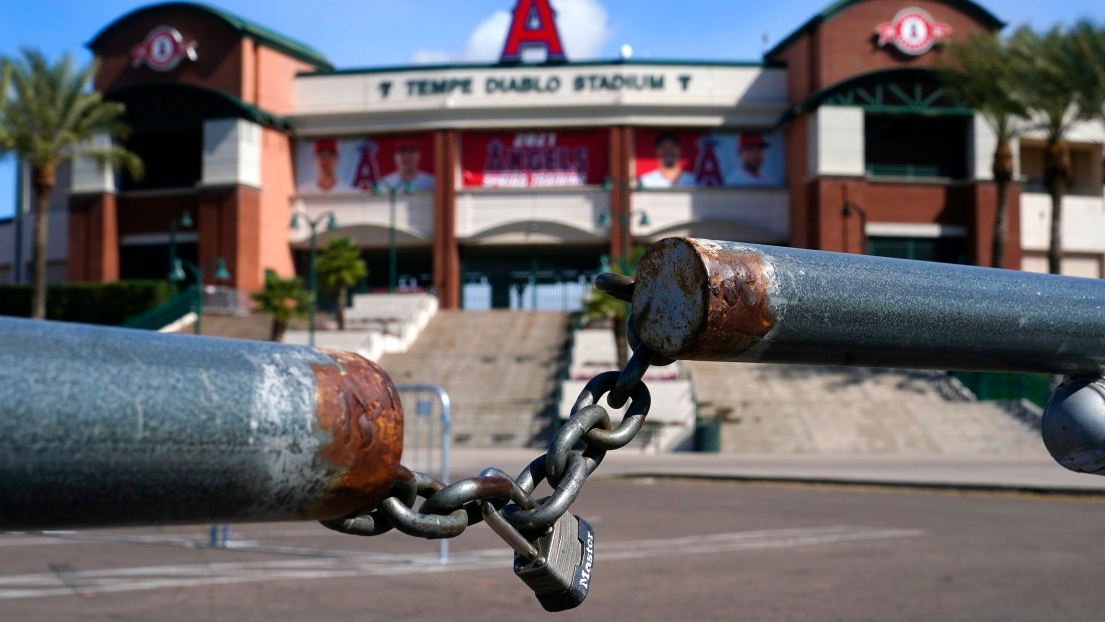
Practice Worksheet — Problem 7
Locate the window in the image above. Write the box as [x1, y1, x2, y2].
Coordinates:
[120, 126, 202, 191]
[868, 236, 966, 264]
[1018, 141, 1102, 195]
[120, 242, 197, 282]
[865, 115, 970, 179]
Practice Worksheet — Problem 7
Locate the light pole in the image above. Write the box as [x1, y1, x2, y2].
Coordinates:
[374, 182, 412, 293]
[598, 179, 648, 368]
[170, 257, 230, 335]
[168, 211, 193, 292]
[602, 176, 647, 273]
[290, 210, 337, 346]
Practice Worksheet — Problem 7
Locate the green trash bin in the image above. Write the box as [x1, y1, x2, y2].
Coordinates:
[694, 417, 721, 453]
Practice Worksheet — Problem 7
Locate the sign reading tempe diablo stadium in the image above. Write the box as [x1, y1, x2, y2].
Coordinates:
[363, 0, 698, 102]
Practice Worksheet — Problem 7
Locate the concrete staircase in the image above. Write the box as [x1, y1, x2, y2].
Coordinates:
[379, 311, 571, 448]
[561, 328, 697, 453]
[687, 361, 1046, 456]
[169, 313, 276, 341]
[170, 312, 333, 341]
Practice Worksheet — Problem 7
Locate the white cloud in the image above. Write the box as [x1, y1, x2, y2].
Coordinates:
[551, 0, 610, 59]
[410, 0, 611, 64]
[409, 48, 454, 65]
[458, 10, 513, 62]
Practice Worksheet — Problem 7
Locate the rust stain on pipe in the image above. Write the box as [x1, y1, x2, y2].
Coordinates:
[633, 237, 776, 360]
[693, 239, 775, 359]
[307, 349, 403, 520]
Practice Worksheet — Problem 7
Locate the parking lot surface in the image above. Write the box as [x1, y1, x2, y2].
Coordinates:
[2, 478, 1103, 621]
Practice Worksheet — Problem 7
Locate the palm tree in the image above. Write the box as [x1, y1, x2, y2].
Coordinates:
[1011, 27, 1097, 274]
[316, 236, 367, 330]
[937, 33, 1029, 268]
[1069, 21, 1105, 184]
[251, 271, 311, 342]
[0, 49, 142, 318]
[582, 247, 645, 369]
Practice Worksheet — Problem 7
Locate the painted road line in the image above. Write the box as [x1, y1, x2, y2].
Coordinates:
[0, 526, 924, 600]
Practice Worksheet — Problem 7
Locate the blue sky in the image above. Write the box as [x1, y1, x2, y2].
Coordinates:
[1, 0, 1103, 218]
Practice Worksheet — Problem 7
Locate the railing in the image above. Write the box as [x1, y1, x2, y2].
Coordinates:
[200, 285, 251, 316]
[1021, 181, 1103, 197]
[951, 371, 1057, 410]
[628, 237, 1105, 475]
[12, 235, 1105, 536]
[396, 383, 452, 564]
[119, 286, 196, 331]
[0, 316, 403, 530]
[865, 163, 944, 178]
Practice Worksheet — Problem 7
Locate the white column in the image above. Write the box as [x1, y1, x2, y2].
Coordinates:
[807, 106, 864, 177]
[202, 119, 261, 188]
[70, 133, 116, 195]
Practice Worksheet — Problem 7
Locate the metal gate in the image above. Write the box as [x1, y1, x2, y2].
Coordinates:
[396, 383, 452, 563]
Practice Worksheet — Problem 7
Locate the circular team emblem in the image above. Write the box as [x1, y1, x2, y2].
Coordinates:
[875, 8, 951, 56]
[129, 26, 198, 72]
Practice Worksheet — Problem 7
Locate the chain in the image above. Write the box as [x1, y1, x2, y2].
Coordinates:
[320, 273, 659, 540]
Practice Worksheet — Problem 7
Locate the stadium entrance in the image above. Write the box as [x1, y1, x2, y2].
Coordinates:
[459, 244, 604, 311]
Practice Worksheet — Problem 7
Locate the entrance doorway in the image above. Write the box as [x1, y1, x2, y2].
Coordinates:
[460, 244, 605, 311]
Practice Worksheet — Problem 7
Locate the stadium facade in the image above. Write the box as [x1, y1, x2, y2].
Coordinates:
[2, 0, 1104, 310]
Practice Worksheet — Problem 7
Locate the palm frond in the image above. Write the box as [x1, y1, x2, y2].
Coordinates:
[317, 237, 368, 293]
[0, 48, 141, 174]
[935, 32, 1029, 142]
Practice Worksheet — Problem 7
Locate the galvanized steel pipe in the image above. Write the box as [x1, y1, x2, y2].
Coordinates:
[0, 317, 403, 530]
[632, 237, 1105, 375]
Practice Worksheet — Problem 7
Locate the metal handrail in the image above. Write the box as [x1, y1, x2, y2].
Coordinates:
[0, 317, 403, 530]
[629, 237, 1105, 477]
[631, 238, 1105, 374]
[120, 286, 196, 330]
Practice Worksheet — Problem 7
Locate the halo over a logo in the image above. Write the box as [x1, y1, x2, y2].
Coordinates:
[129, 26, 198, 72]
[875, 8, 951, 56]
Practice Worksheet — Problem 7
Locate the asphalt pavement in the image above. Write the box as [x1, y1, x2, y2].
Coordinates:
[2, 475, 1105, 621]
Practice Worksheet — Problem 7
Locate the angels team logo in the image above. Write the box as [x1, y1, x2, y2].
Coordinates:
[693, 138, 723, 187]
[129, 26, 198, 72]
[500, 0, 566, 63]
[875, 8, 951, 56]
[352, 139, 383, 190]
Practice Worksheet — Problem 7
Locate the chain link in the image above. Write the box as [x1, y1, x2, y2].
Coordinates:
[321, 274, 653, 540]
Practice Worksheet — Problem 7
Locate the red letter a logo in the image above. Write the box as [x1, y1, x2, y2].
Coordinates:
[694, 138, 724, 187]
[500, 0, 566, 63]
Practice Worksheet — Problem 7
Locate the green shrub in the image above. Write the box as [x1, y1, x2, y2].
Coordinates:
[0, 280, 172, 325]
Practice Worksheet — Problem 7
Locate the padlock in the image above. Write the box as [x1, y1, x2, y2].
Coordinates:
[481, 502, 595, 612]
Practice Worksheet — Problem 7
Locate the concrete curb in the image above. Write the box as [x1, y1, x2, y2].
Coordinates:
[598, 471, 1105, 497]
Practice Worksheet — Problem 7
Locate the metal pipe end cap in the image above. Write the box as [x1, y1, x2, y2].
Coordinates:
[1042, 379, 1105, 475]
[631, 237, 708, 358]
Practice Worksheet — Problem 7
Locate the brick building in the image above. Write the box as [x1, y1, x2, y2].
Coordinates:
[2, 0, 1103, 309]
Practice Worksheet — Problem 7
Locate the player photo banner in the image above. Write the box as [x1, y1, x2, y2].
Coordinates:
[461, 130, 609, 188]
[633, 129, 785, 188]
[295, 133, 435, 195]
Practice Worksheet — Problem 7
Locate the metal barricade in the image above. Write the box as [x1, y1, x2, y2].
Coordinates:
[395, 383, 452, 563]
[200, 285, 250, 315]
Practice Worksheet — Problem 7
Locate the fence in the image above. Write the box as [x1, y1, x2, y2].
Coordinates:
[200, 286, 251, 315]
[951, 371, 1057, 409]
[396, 383, 452, 564]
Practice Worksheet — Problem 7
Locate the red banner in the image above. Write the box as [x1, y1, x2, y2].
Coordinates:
[461, 130, 609, 188]
[633, 128, 784, 188]
[296, 133, 435, 195]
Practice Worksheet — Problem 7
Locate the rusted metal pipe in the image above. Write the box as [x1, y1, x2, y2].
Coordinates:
[0, 317, 402, 530]
[632, 237, 1105, 375]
